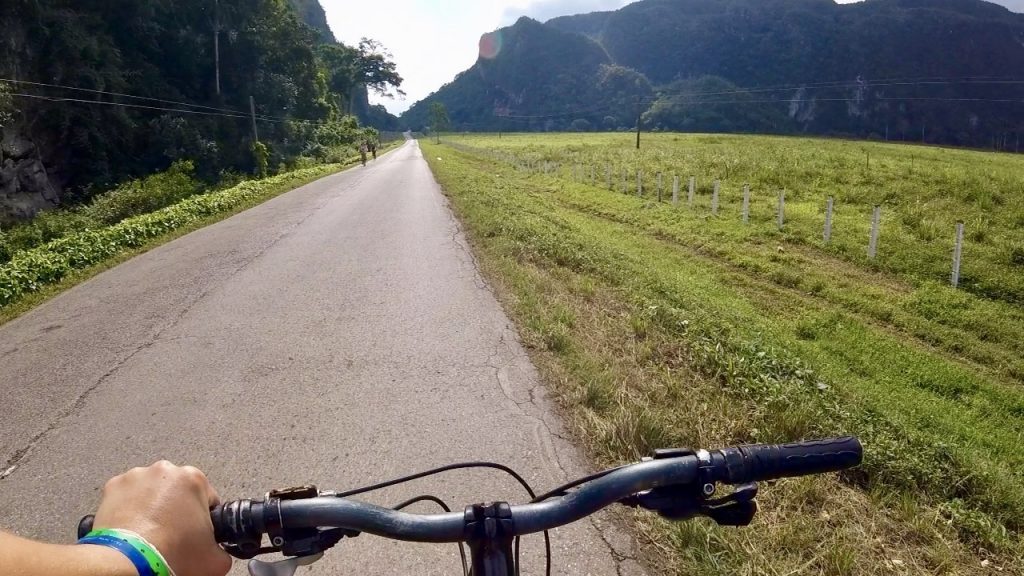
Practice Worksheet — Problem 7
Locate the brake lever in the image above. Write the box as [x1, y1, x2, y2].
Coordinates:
[248, 553, 323, 576]
[620, 448, 760, 527]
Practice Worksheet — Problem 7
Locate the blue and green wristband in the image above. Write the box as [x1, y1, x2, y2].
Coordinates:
[78, 528, 176, 576]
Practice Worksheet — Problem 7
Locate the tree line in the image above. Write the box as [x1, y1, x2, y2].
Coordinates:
[0, 0, 403, 208]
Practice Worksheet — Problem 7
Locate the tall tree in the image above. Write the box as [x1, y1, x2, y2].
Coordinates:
[429, 102, 450, 143]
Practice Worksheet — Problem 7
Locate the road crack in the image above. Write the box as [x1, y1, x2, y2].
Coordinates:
[1, 184, 339, 478]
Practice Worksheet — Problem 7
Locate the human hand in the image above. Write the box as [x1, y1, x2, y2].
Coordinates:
[93, 461, 231, 576]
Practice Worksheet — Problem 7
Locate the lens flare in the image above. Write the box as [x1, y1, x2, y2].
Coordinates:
[479, 31, 503, 60]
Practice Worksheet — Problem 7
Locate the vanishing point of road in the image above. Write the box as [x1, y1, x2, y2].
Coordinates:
[0, 141, 645, 575]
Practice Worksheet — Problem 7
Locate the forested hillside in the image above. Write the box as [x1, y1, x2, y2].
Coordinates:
[402, 0, 1024, 148]
[0, 0, 401, 222]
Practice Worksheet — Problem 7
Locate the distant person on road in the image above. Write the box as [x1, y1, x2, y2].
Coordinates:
[0, 461, 230, 576]
[359, 141, 369, 166]
[371, 141, 378, 161]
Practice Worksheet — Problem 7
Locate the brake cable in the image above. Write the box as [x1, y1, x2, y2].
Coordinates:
[391, 495, 469, 576]
[529, 464, 629, 503]
[334, 461, 552, 576]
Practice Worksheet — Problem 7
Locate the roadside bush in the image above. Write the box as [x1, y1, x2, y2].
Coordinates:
[81, 161, 200, 226]
[0, 162, 201, 264]
[0, 163, 339, 308]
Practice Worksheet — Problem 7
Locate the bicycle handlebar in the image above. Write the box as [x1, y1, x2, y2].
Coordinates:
[206, 437, 861, 547]
[77, 437, 862, 558]
[718, 436, 862, 483]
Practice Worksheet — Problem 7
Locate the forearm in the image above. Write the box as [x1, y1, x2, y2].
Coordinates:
[0, 530, 135, 576]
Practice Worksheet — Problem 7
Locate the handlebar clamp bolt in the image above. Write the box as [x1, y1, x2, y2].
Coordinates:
[702, 483, 716, 497]
[272, 536, 285, 547]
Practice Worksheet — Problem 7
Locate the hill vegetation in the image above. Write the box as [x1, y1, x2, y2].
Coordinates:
[0, 0, 400, 222]
[402, 0, 1024, 149]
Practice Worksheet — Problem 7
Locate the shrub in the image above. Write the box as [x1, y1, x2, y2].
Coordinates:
[81, 161, 200, 226]
[0, 164, 339, 308]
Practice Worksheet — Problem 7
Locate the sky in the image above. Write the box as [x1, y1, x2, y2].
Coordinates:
[322, 0, 1024, 116]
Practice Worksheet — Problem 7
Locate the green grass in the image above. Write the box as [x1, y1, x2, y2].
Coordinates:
[422, 134, 1024, 575]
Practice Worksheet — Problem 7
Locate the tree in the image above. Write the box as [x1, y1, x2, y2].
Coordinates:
[429, 102, 450, 144]
[355, 39, 405, 99]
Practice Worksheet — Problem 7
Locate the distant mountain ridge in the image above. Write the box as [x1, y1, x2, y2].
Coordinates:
[402, 0, 1024, 148]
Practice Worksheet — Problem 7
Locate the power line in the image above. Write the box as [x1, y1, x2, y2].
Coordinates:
[0, 77, 245, 116]
[6, 91, 342, 127]
[7, 92, 253, 120]
[0, 77, 347, 126]
[654, 78, 1024, 100]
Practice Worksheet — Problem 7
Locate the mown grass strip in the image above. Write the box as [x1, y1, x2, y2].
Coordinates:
[423, 140, 1022, 575]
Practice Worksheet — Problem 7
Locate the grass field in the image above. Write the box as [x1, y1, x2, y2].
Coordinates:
[421, 133, 1024, 575]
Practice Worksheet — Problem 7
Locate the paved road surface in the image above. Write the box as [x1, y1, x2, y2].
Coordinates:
[0, 141, 644, 575]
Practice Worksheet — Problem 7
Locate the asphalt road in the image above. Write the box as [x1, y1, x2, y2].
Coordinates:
[0, 141, 645, 575]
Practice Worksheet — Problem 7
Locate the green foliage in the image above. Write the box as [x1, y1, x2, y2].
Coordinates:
[252, 142, 270, 177]
[0, 0, 401, 208]
[429, 103, 450, 142]
[0, 162, 201, 261]
[286, 0, 335, 42]
[0, 163, 341, 309]
[402, 16, 612, 132]
[83, 161, 201, 226]
[645, 76, 792, 133]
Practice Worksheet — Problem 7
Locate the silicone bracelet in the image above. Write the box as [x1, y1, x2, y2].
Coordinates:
[78, 529, 175, 576]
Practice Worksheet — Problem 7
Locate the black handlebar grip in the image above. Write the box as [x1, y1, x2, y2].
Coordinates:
[719, 437, 863, 483]
[77, 515, 95, 539]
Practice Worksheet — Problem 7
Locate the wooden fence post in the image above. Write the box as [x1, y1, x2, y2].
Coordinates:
[672, 176, 680, 206]
[712, 180, 720, 215]
[688, 177, 696, 207]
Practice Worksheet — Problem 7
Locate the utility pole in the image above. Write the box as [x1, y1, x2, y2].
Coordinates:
[635, 97, 641, 150]
[249, 95, 259, 142]
[214, 0, 221, 96]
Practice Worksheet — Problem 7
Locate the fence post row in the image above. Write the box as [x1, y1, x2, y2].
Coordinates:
[951, 221, 965, 288]
[824, 196, 834, 243]
[742, 184, 750, 224]
[868, 205, 881, 259]
[672, 176, 680, 206]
